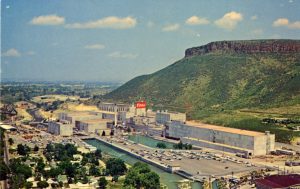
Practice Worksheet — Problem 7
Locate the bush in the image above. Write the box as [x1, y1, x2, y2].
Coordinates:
[156, 142, 166, 149]
[98, 177, 108, 189]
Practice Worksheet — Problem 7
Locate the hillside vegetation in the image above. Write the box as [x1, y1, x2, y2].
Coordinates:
[105, 40, 300, 143]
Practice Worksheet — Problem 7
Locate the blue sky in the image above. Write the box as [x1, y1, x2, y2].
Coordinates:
[1, 0, 300, 82]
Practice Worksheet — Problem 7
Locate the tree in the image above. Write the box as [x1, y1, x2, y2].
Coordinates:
[82, 176, 89, 184]
[36, 158, 45, 173]
[46, 143, 54, 152]
[95, 149, 102, 159]
[173, 141, 183, 149]
[106, 158, 127, 176]
[9, 159, 32, 179]
[89, 164, 101, 176]
[156, 142, 167, 149]
[124, 162, 160, 189]
[8, 138, 14, 145]
[33, 145, 39, 152]
[11, 174, 26, 189]
[0, 161, 10, 180]
[51, 183, 59, 188]
[112, 175, 119, 182]
[58, 161, 76, 177]
[17, 144, 30, 156]
[24, 182, 33, 189]
[37, 181, 49, 188]
[141, 172, 160, 189]
[98, 177, 108, 189]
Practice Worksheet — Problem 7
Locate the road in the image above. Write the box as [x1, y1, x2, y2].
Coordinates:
[27, 108, 44, 122]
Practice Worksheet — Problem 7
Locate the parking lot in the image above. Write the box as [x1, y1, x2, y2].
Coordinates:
[103, 136, 261, 177]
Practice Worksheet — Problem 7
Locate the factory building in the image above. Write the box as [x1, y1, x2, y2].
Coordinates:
[98, 102, 129, 125]
[98, 101, 147, 125]
[75, 118, 112, 134]
[165, 121, 275, 156]
[48, 122, 73, 136]
[58, 112, 100, 125]
[156, 110, 186, 125]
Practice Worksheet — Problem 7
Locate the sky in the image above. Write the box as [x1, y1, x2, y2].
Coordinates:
[1, 0, 300, 82]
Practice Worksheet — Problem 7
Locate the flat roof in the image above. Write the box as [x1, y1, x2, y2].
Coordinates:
[0, 124, 17, 130]
[157, 111, 185, 115]
[61, 111, 97, 116]
[100, 102, 128, 106]
[80, 118, 113, 124]
[185, 121, 266, 137]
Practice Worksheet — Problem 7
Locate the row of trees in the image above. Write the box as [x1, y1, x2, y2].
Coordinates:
[173, 141, 193, 150]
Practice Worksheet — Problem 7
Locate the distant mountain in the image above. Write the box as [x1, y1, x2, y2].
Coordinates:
[104, 40, 300, 117]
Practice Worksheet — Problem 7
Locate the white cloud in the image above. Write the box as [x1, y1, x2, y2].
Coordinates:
[273, 18, 300, 29]
[273, 18, 289, 27]
[162, 24, 180, 32]
[84, 44, 105, 50]
[214, 11, 243, 30]
[65, 16, 136, 29]
[108, 51, 138, 59]
[288, 21, 300, 29]
[1, 48, 21, 57]
[251, 15, 258, 20]
[186, 16, 210, 25]
[30, 14, 65, 25]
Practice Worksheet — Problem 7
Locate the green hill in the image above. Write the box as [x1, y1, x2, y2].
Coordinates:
[104, 40, 300, 143]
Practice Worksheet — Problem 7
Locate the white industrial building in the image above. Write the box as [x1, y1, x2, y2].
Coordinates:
[98, 102, 147, 125]
[156, 110, 186, 124]
[48, 122, 73, 136]
[75, 118, 112, 134]
[165, 121, 275, 156]
[58, 112, 100, 126]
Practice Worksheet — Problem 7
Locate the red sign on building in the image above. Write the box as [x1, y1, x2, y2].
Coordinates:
[136, 101, 146, 109]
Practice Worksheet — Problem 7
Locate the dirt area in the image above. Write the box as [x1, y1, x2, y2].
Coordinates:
[32, 95, 81, 103]
[15, 108, 33, 121]
[251, 155, 300, 173]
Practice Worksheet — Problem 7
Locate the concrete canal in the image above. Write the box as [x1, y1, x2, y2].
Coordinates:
[84, 138, 203, 189]
[128, 135, 176, 149]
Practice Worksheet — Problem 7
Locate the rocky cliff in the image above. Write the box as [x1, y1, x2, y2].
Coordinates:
[185, 40, 300, 57]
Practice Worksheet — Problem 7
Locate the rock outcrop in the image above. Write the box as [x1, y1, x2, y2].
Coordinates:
[185, 40, 300, 57]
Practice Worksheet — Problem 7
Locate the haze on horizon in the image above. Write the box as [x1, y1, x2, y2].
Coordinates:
[1, 0, 300, 83]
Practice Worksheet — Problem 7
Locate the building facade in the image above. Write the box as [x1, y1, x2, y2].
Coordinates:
[75, 118, 112, 133]
[48, 122, 73, 136]
[156, 111, 186, 125]
[165, 121, 275, 156]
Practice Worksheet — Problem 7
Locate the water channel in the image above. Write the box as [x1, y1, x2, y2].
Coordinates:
[127, 135, 176, 149]
[84, 138, 203, 189]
